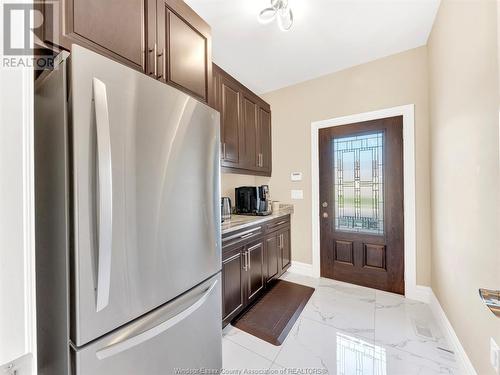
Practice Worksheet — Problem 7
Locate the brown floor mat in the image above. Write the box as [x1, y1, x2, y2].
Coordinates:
[233, 280, 315, 345]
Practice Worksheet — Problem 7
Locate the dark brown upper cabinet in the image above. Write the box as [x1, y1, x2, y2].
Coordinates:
[257, 107, 272, 174]
[241, 94, 258, 170]
[156, 0, 212, 102]
[213, 63, 272, 176]
[37, 0, 148, 72]
[38, 0, 212, 104]
[217, 69, 243, 168]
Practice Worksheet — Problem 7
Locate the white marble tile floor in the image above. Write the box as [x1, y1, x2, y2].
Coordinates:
[222, 273, 464, 375]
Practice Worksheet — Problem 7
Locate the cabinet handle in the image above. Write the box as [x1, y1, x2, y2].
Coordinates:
[280, 234, 283, 249]
[222, 143, 226, 159]
[157, 48, 165, 79]
[153, 43, 158, 78]
[248, 250, 251, 270]
[157, 48, 166, 79]
[243, 251, 248, 271]
[240, 232, 256, 240]
[148, 47, 154, 75]
[270, 220, 287, 228]
[162, 48, 166, 79]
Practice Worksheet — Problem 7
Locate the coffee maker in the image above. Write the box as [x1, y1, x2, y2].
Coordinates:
[235, 185, 271, 216]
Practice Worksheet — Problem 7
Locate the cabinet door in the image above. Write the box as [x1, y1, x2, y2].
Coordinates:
[242, 95, 259, 170]
[220, 75, 242, 167]
[157, 0, 212, 101]
[246, 242, 264, 303]
[265, 234, 280, 283]
[258, 108, 272, 174]
[222, 247, 245, 324]
[280, 229, 291, 273]
[43, 0, 148, 72]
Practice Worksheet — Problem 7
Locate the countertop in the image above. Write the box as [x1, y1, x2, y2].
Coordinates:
[221, 207, 293, 235]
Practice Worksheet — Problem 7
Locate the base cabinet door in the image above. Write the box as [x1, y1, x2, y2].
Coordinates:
[222, 247, 245, 324]
[246, 242, 264, 304]
[279, 229, 291, 274]
[265, 234, 279, 283]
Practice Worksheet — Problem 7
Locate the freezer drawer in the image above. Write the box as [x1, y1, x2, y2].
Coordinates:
[72, 274, 222, 375]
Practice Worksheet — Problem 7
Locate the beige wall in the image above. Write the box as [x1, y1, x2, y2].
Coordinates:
[220, 2, 500, 371]
[427, 0, 500, 373]
[222, 46, 432, 285]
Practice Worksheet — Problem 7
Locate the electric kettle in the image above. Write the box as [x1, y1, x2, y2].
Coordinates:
[221, 197, 232, 222]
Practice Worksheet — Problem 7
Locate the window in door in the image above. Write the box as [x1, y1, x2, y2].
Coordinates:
[333, 132, 384, 235]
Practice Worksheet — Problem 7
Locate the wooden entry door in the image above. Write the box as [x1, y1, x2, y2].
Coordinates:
[319, 116, 404, 294]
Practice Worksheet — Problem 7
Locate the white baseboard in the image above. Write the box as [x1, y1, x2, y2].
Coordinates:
[429, 290, 477, 375]
[406, 285, 432, 303]
[287, 265, 475, 373]
[288, 261, 313, 277]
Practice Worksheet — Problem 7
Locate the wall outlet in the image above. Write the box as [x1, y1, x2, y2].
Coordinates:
[491, 338, 500, 373]
[291, 189, 303, 199]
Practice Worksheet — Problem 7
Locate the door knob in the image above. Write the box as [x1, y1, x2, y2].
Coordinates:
[322, 212, 328, 218]
[322, 202, 328, 208]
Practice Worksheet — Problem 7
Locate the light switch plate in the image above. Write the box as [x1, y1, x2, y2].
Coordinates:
[291, 189, 303, 199]
[291, 172, 302, 181]
[491, 337, 500, 373]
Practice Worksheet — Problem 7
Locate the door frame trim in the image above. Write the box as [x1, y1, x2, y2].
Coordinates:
[311, 104, 418, 299]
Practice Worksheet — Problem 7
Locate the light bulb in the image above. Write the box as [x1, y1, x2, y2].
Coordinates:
[258, 7, 277, 24]
[277, 7, 293, 31]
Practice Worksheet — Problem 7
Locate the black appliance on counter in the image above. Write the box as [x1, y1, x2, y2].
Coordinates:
[235, 185, 271, 216]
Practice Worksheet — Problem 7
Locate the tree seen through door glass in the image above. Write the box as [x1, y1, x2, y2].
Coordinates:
[333, 132, 384, 235]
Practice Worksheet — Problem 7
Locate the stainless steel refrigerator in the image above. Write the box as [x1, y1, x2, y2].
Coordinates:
[34, 45, 222, 375]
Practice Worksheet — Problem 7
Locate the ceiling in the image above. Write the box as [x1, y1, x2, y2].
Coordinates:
[185, 0, 440, 94]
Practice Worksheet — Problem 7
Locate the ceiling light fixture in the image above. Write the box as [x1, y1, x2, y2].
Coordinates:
[258, 0, 293, 31]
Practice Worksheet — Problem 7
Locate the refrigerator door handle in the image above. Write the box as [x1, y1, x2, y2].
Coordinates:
[95, 279, 218, 360]
[92, 77, 113, 312]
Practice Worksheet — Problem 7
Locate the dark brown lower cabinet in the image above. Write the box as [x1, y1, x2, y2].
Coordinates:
[222, 246, 245, 324]
[279, 228, 291, 273]
[265, 234, 280, 283]
[247, 242, 265, 303]
[222, 215, 291, 327]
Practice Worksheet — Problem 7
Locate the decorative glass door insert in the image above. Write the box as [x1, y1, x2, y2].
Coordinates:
[333, 132, 384, 235]
[319, 116, 404, 294]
